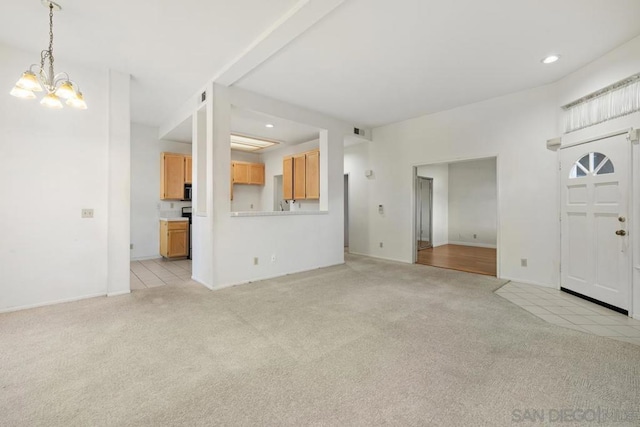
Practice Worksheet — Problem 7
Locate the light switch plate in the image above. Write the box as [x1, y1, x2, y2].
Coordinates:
[81, 209, 94, 218]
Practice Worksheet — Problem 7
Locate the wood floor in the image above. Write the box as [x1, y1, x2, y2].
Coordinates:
[417, 244, 496, 276]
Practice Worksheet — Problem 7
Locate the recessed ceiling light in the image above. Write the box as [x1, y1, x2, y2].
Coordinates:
[541, 54, 560, 64]
[265, 124, 274, 128]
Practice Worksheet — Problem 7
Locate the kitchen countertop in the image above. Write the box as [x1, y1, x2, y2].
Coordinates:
[159, 217, 189, 222]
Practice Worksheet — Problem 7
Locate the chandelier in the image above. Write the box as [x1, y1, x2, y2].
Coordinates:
[9, 1, 87, 110]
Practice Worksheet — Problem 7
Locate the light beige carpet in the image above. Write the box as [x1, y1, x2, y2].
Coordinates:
[1, 254, 639, 426]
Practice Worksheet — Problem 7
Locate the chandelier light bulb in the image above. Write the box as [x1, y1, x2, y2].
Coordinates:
[66, 91, 88, 110]
[16, 71, 44, 92]
[54, 81, 76, 99]
[40, 92, 63, 109]
[10, 86, 37, 99]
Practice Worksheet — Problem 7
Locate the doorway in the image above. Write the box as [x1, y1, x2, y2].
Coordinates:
[414, 158, 498, 277]
[559, 133, 631, 314]
[273, 175, 289, 211]
[344, 174, 349, 249]
[416, 177, 433, 250]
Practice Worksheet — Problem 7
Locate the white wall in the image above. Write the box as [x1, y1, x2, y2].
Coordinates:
[0, 43, 131, 311]
[416, 163, 449, 247]
[346, 34, 640, 292]
[231, 150, 263, 212]
[191, 85, 348, 289]
[447, 158, 497, 248]
[554, 35, 640, 318]
[107, 70, 132, 296]
[130, 123, 192, 260]
[350, 81, 558, 282]
[344, 142, 370, 255]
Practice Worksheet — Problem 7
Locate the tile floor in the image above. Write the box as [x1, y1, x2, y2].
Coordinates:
[130, 258, 194, 290]
[497, 282, 640, 346]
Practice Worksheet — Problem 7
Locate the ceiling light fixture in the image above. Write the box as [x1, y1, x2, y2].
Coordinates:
[9, 1, 87, 110]
[541, 54, 560, 64]
[265, 124, 274, 128]
[230, 134, 279, 152]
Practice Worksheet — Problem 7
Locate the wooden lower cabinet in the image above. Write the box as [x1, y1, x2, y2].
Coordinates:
[160, 220, 189, 258]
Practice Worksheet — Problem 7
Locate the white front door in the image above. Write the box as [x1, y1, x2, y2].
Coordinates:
[560, 133, 631, 311]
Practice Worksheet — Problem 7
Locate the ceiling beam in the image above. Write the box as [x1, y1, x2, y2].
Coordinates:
[214, 0, 346, 86]
[160, 0, 346, 140]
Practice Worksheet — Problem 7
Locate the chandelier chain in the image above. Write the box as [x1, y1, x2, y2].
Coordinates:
[48, 3, 55, 82]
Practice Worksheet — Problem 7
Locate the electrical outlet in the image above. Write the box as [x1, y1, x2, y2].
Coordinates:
[521, 258, 528, 267]
[170, 202, 174, 209]
[81, 209, 94, 218]
[253, 257, 259, 265]
[271, 254, 276, 263]
[250, 204, 254, 209]
[130, 244, 133, 250]
[473, 234, 477, 239]
[379, 242, 383, 248]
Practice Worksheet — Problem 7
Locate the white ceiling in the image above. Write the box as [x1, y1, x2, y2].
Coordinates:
[163, 106, 320, 148]
[2, 1, 640, 130]
[0, 0, 298, 125]
[235, 0, 640, 127]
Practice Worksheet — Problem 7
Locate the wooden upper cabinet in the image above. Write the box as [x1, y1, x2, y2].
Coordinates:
[184, 156, 192, 184]
[231, 161, 265, 186]
[293, 154, 307, 200]
[249, 163, 265, 185]
[282, 149, 320, 201]
[232, 161, 250, 184]
[283, 156, 293, 200]
[161, 152, 186, 200]
[305, 150, 320, 199]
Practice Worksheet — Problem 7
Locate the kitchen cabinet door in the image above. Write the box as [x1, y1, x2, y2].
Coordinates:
[160, 220, 189, 258]
[232, 161, 250, 184]
[249, 163, 265, 185]
[305, 150, 320, 199]
[168, 229, 188, 257]
[161, 153, 186, 200]
[184, 156, 192, 184]
[293, 154, 306, 200]
[283, 156, 293, 200]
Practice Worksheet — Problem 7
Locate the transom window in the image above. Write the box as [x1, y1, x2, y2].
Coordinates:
[569, 152, 614, 179]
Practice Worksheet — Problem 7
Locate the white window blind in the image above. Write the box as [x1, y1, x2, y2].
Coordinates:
[563, 74, 640, 133]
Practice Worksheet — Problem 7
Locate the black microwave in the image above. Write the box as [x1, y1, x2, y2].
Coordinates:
[183, 184, 192, 201]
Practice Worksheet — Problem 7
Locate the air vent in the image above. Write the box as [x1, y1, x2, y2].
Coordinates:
[201, 91, 206, 103]
[354, 127, 365, 136]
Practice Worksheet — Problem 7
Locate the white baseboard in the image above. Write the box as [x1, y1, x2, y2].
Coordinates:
[0, 292, 106, 314]
[130, 255, 162, 261]
[212, 261, 347, 290]
[448, 241, 497, 249]
[499, 276, 556, 289]
[347, 251, 411, 264]
[190, 275, 214, 290]
[107, 290, 131, 297]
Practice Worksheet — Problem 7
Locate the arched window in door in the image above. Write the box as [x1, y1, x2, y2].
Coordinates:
[569, 152, 614, 179]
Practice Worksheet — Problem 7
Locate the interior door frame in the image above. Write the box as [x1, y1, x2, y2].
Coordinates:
[411, 154, 501, 280]
[415, 176, 434, 250]
[557, 128, 637, 317]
